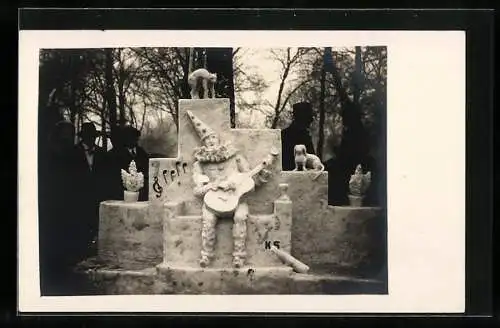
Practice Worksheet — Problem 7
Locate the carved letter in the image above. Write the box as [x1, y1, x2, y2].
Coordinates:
[264, 241, 272, 249]
[162, 169, 169, 185]
[153, 176, 163, 198]
[175, 161, 181, 176]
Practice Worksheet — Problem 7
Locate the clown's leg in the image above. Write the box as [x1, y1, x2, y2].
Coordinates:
[200, 205, 218, 267]
[232, 202, 249, 268]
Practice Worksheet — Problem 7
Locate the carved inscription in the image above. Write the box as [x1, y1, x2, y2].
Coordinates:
[153, 176, 163, 198]
[151, 160, 191, 198]
[264, 240, 280, 249]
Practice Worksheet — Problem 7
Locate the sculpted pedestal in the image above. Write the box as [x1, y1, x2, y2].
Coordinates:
[281, 171, 386, 277]
[79, 98, 386, 295]
[97, 200, 163, 270]
[148, 98, 295, 293]
[157, 197, 294, 294]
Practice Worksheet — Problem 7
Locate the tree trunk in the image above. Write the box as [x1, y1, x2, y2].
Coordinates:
[317, 49, 327, 161]
[353, 46, 362, 105]
[202, 48, 208, 69]
[193, 48, 205, 71]
[271, 48, 291, 129]
[206, 48, 235, 128]
[68, 53, 78, 126]
[69, 83, 77, 127]
[188, 48, 208, 99]
[270, 115, 280, 129]
[101, 102, 108, 151]
[118, 90, 126, 127]
[188, 47, 194, 74]
[182, 48, 193, 98]
[329, 49, 368, 205]
[116, 50, 127, 127]
[104, 48, 117, 134]
[271, 71, 287, 129]
[78, 112, 83, 136]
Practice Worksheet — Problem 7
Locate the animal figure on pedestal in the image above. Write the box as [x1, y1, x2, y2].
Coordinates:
[293, 144, 324, 180]
[188, 68, 217, 99]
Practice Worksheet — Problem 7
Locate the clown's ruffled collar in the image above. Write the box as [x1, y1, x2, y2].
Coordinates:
[193, 141, 238, 163]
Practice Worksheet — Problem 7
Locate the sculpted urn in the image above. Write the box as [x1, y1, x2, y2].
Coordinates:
[348, 164, 371, 207]
[121, 160, 144, 202]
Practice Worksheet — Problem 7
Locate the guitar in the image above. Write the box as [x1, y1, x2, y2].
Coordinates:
[203, 149, 279, 216]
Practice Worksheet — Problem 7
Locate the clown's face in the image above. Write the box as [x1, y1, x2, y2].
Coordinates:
[204, 134, 220, 149]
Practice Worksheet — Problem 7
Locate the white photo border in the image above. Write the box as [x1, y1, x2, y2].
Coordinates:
[18, 30, 466, 313]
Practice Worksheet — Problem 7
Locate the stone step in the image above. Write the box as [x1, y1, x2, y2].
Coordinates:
[157, 263, 294, 294]
[289, 273, 387, 295]
[79, 266, 386, 295]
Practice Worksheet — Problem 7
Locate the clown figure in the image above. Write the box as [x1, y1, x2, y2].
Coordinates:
[186, 110, 271, 268]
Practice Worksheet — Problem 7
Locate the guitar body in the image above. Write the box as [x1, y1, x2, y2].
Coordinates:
[204, 174, 255, 216]
[202, 149, 279, 216]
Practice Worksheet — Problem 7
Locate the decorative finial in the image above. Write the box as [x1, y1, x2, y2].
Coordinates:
[348, 164, 371, 197]
[278, 183, 291, 201]
[121, 160, 144, 192]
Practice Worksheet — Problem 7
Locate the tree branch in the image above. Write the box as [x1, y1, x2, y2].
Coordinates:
[232, 47, 241, 58]
[279, 79, 311, 113]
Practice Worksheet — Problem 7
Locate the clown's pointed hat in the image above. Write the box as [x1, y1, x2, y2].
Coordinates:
[186, 110, 217, 141]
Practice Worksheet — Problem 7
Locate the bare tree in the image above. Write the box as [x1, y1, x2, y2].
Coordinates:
[206, 47, 235, 127]
[104, 48, 118, 135]
[317, 48, 328, 160]
[232, 48, 270, 127]
[267, 48, 312, 128]
[131, 47, 188, 129]
[113, 48, 142, 127]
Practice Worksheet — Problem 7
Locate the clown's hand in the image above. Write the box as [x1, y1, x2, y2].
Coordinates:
[218, 181, 229, 191]
[260, 169, 272, 180]
[226, 181, 237, 190]
[194, 174, 210, 188]
[193, 174, 213, 197]
[253, 169, 272, 185]
[218, 180, 236, 191]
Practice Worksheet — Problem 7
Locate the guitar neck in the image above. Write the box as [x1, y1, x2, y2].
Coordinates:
[247, 163, 265, 178]
[241, 152, 277, 180]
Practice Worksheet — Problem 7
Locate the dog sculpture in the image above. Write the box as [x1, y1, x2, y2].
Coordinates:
[293, 144, 324, 180]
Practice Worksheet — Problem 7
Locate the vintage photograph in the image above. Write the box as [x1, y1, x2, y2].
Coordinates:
[37, 46, 387, 296]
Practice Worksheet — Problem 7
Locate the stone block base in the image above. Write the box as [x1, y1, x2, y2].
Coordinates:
[289, 273, 387, 295]
[98, 201, 163, 270]
[292, 205, 386, 277]
[157, 263, 294, 294]
[82, 268, 163, 295]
